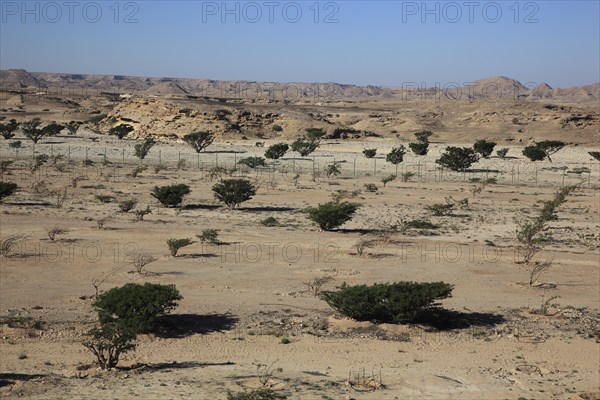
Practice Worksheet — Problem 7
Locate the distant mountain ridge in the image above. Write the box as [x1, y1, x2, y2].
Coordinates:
[1, 69, 598, 103]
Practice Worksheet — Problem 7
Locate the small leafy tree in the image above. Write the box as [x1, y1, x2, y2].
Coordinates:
[212, 179, 257, 209]
[238, 157, 266, 169]
[321, 281, 454, 323]
[496, 148, 509, 159]
[0, 182, 18, 202]
[588, 151, 600, 162]
[325, 162, 342, 178]
[41, 122, 64, 137]
[473, 139, 496, 158]
[291, 138, 319, 157]
[264, 143, 289, 159]
[109, 124, 134, 139]
[414, 130, 433, 143]
[0, 119, 19, 139]
[409, 130, 432, 156]
[409, 141, 429, 156]
[523, 141, 566, 162]
[151, 184, 191, 207]
[167, 238, 195, 257]
[436, 147, 479, 171]
[523, 145, 546, 161]
[537, 140, 566, 162]
[65, 121, 81, 135]
[83, 322, 136, 370]
[306, 202, 360, 231]
[22, 118, 46, 144]
[386, 146, 406, 165]
[183, 131, 214, 153]
[305, 128, 326, 140]
[134, 137, 156, 161]
[363, 148, 377, 159]
[84, 283, 182, 369]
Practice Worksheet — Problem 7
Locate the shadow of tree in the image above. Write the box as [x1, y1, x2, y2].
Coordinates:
[183, 204, 220, 210]
[155, 313, 239, 339]
[123, 361, 235, 372]
[179, 253, 218, 259]
[0, 373, 46, 388]
[415, 309, 506, 331]
[240, 206, 296, 212]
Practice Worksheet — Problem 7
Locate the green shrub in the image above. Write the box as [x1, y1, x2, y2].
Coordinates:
[409, 141, 429, 156]
[402, 219, 438, 230]
[197, 229, 219, 244]
[291, 138, 319, 156]
[386, 146, 406, 164]
[84, 283, 182, 369]
[0, 119, 19, 139]
[305, 128, 326, 139]
[8, 140, 22, 149]
[93, 283, 181, 331]
[363, 148, 377, 159]
[238, 156, 266, 169]
[523, 141, 565, 162]
[473, 139, 496, 158]
[95, 195, 115, 203]
[264, 143, 289, 160]
[436, 147, 479, 171]
[65, 121, 81, 135]
[108, 124, 134, 139]
[41, 123, 64, 136]
[183, 131, 214, 153]
[0, 181, 18, 201]
[271, 124, 283, 132]
[306, 202, 360, 231]
[496, 148, 509, 159]
[321, 281, 454, 323]
[227, 389, 287, 400]
[522, 145, 546, 161]
[134, 137, 156, 160]
[21, 118, 45, 143]
[212, 179, 257, 209]
[151, 184, 191, 207]
[324, 162, 342, 178]
[167, 238, 195, 257]
[261, 216, 279, 227]
[414, 130, 433, 143]
[425, 203, 454, 216]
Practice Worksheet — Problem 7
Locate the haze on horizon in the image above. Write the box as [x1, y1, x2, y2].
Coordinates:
[1, 0, 599, 88]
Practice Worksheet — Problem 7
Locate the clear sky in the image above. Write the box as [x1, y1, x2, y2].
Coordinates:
[1, 0, 599, 88]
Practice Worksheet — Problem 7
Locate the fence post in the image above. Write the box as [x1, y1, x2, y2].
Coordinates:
[373, 159, 376, 176]
[353, 157, 356, 176]
[68, 146, 71, 162]
[159, 149, 162, 166]
[216, 153, 219, 168]
[122, 148, 125, 164]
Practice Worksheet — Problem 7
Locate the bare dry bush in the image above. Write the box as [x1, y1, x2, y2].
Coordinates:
[1, 234, 28, 257]
[302, 276, 334, 296]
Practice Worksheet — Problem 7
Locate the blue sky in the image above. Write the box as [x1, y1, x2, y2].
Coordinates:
[1, 1, 599, 87]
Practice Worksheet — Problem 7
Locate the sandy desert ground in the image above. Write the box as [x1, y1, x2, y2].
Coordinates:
[0, 83, 599, 399]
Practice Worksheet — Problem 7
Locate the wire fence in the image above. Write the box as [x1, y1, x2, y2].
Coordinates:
[1, 141, 598, 189]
